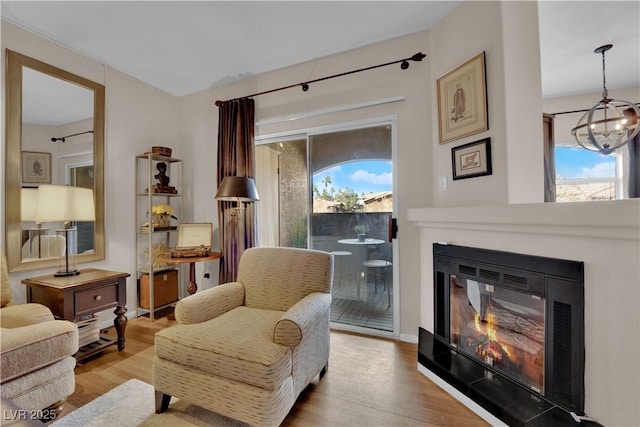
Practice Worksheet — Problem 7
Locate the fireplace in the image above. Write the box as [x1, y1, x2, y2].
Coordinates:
[419, 243, 589, 426]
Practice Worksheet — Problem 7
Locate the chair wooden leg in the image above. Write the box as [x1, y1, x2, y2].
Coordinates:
[320, 362, 329, 379]
[41, 400, 64, 421]
[155, 390, 172, 413]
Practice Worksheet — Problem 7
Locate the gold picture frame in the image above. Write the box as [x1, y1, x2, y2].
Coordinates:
[452, 138, 492, 180]
[437, 52, 488, 144]
[21, 151, 52, 184]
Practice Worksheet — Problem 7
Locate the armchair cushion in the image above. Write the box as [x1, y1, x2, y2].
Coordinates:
[1, 320, 79, 383]
[238, 247, 333, 311]
[156, 306, 290, 390]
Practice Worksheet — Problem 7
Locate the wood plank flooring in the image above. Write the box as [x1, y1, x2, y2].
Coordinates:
[56, 310, 488, 426]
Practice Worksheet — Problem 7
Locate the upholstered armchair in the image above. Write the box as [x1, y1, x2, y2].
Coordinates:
[0, 249, 79, 415]
[154, 247, 333, 426]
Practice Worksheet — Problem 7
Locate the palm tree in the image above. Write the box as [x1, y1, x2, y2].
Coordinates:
[323, 176, 332, 189]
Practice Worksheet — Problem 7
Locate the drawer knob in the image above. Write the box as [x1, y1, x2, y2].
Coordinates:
[94, 295, 102, 301]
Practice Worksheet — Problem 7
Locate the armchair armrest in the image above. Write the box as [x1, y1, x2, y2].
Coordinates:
[175, 282, 245, 325]
[0, 303, 54, 328]
[274, 292, 331, 347]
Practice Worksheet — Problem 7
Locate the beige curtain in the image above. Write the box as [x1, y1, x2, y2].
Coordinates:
[217, 98, 256, 283]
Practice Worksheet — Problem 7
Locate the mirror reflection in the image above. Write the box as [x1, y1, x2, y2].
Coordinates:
[5, 50, 105, 272]
[20, 68, 95, 262]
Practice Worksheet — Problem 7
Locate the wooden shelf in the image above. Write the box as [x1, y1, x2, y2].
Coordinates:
[74, 334, 116, 362]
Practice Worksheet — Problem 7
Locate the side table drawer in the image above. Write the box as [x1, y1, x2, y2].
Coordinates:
[74, 283, 118, 317]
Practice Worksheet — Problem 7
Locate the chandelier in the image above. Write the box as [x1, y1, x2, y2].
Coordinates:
[571, 44, 640, 155]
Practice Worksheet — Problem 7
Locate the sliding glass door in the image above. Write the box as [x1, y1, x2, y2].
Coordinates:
[256, 121, 395, 334]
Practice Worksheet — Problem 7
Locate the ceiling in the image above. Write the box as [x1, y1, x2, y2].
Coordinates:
[2, 1, 639, 122]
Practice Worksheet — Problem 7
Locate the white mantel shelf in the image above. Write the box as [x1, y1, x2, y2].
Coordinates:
[407, 200, 640, 241]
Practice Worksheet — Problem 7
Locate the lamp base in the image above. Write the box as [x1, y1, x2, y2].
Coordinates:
[54, 269, 80, 277]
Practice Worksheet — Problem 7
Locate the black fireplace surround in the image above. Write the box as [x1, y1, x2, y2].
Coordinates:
[418, 244, 600, 426]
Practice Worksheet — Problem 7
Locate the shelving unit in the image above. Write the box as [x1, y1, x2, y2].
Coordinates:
[135, 153, 184, 320]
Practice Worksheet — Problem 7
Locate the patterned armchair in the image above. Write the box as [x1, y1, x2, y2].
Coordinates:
[153, 247, 333, 426]
[0, 249, 78, 416]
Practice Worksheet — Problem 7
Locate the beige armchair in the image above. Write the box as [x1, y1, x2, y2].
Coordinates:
[154, 247, 333, 426]
[0, 249, 79, 415]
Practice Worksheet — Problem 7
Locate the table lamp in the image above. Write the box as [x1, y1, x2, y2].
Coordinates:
[35, 185, 95, 276]
[21, 188, 47, 258]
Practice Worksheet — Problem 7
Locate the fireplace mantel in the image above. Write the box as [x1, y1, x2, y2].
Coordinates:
[407, 200, 640, 241]
[407, 200, 640, 426]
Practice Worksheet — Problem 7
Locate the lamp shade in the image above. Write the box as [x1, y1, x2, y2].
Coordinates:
[215, 176, 259, 202]
[21, 188, 39, 221]
[35, 185, 96, 223]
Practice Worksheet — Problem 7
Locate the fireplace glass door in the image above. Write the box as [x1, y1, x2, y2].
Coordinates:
[449, 275, 545, 392]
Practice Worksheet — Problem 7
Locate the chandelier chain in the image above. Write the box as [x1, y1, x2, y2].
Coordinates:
[601, 49, 608, 99]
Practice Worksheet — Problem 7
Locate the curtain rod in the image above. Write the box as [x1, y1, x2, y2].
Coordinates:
[551, 102, 640, 116]
[214, 52, 426, 107]
[51, 130, 93, 143]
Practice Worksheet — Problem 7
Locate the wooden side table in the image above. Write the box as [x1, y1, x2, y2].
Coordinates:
[22, 269, 129, 361]
[160, 253, 222, 295]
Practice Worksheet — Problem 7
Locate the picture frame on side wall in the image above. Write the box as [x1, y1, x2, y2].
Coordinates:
[21, 151, 51, 184]
[452, 138, 492, 180]
[437, 52, 488, 144]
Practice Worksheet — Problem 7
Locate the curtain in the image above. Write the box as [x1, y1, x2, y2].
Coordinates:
[543, 114, 556, 202]
[627, 133, 640, 198]
[217, 98, 256, 283]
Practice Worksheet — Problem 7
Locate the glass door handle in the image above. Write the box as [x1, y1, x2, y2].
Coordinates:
[388, 215, 398, 241]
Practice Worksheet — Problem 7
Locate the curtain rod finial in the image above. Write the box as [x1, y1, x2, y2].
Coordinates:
[215, 100, 223, 107]
[411, 52, 427, 62]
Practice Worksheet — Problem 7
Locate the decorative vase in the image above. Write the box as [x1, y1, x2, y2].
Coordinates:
[157, 215, 170, 229]
[358, 233, 366, 242]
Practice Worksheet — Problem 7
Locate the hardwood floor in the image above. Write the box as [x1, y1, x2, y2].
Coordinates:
[57, 310, 488, 426]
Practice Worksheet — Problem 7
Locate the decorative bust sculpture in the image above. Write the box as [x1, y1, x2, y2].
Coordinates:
[155, 162, 170, 187]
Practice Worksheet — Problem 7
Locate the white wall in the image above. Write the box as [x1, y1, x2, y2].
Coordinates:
[2, 21, 181, 322]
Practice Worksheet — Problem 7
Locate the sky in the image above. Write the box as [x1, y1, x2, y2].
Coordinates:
[313, 160, 392, 196]
[555, 146, 616, 179]
[311, 149, 614, 192]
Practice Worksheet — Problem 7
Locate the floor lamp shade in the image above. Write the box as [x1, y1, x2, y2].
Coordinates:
[34, 185, 95, 276]
[215, 176, 260, 202]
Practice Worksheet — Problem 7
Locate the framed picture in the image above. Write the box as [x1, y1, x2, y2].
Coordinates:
[452, 138, 492, 180]
[21, 151, 51, 184]
[437, 52, 488, 144]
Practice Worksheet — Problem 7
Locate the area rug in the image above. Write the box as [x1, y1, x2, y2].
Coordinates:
[51, 379, 247, 427]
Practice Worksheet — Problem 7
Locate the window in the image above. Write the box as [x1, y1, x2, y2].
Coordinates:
[555, 146, 619, 202]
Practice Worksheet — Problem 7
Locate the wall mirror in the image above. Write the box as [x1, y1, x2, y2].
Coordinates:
[5, 49, 105, 272]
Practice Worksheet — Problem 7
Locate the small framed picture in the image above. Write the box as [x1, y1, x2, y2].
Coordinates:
[437, 52, 488, 144]
[22, 151, 51, 184]
[452, 138, 492, 180]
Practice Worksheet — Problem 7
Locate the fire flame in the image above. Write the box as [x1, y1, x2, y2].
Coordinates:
[474, 312, 513, 362]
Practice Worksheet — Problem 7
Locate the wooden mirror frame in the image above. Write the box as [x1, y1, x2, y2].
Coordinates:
[5, 49, 105, 272]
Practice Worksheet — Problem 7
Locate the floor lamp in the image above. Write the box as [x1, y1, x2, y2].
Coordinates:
[35, 185, 95, 276]
[215, 176, 260, 276]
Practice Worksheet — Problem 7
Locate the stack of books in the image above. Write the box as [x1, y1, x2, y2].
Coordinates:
[76, 315, 100, 347]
